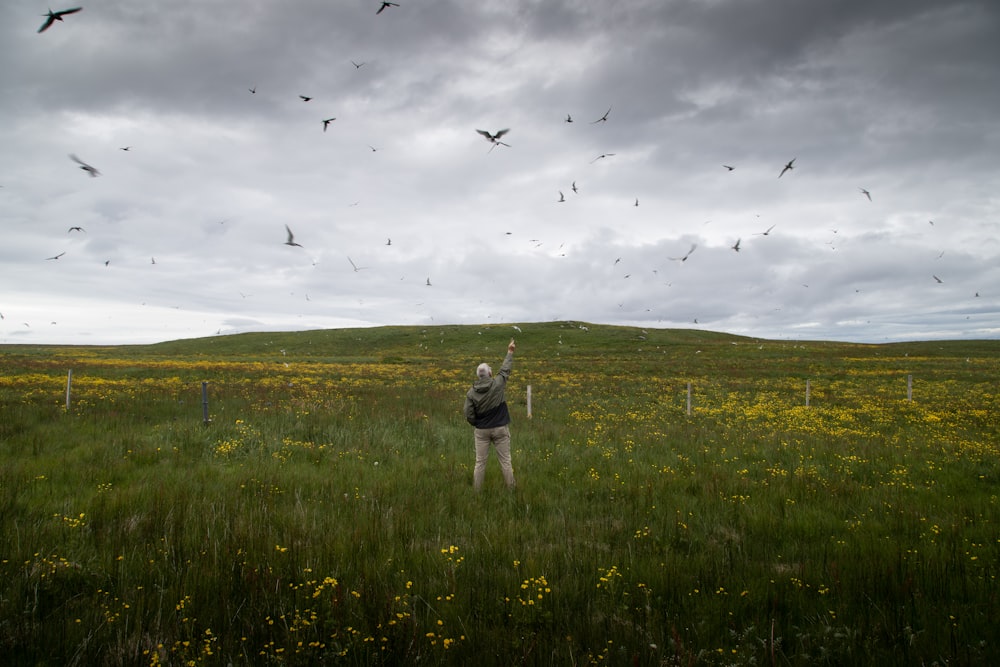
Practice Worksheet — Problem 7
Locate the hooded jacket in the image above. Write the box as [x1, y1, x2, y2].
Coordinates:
[464, 351, 513, 428]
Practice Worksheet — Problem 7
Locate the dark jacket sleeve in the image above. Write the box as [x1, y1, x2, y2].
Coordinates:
[463, 394, 477, 425]
[497, 351, 513, 381]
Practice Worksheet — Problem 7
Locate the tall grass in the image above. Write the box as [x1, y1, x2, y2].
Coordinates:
[1, 322, 998, 665]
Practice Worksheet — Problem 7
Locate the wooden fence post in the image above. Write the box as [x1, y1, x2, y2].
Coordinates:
[686, 382, 692, 416]
[526, 385, 532, 419]
[907, 374, 913, 402]
[65, 369, 72, 410]
[805, 379, 811, 407]
[202, 381, 210, 424]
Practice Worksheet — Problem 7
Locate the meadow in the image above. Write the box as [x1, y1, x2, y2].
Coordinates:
[1, 322, 998, 666]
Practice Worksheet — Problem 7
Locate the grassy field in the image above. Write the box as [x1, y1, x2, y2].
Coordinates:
[1, 322, 998, 666]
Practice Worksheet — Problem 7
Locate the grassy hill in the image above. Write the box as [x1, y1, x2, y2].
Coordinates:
[2, 323, 998, 664]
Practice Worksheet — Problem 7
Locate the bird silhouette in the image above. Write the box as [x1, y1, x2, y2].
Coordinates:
[249, 86, 256, 94]
[284, 225, 303, 247]
[779, 158, 795, 178]
[933, 275, 943, 284]
[386, 238, 392, 246]
[376, 2, 399, 15]
[565, 114, 573, 123]
[299, 95, 312, 102]
[38, 7, 82, 33]
[634, 198, 639, 207]
[476, 128, 510, 149]
[68, 226, 85, 233]
[669, 244, 697, 262]
[426, 277, 432, 286]
[571, 181, 578, 193]
[322, 118, 336, 131]
[558, 191, 565, 202]
[351, 60, 365, 69]
[348, 257, 368, 272]
[590, 153, 616, 163]
[859, 187, 872, 201]
[731, 238, 741, 252]
[119, 146, 131, 151]
[46, 252, 66, 260]
[69, 154, 100, 177]
[754, 224, 776, 236]
[723, 165, 735, 171]
[590, 106, 612, 123]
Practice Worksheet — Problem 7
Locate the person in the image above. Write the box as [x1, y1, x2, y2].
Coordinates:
[464, 338, 517, 491]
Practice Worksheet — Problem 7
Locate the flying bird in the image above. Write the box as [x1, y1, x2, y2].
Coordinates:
[933, 275, 943, 284]
[723, 165, 735, 171]
[347, 257, 368, 272]
[46, 252, 66, 260]
[731, 238, 741, 252]
[558, 191, 565, 202]
[322, 118, 336, 131]
[476, 128, 510, 149]
[590, 153, 616, 163]
[299, 95, 312, 102]
[284, 224, 303, 247]
[38, 7, 82, 33]
[634, 198, 639, 207]
[69, 154, 100, 177]
[68, 226, 85, 233]
[565, 114, 573, 123]
[249, 86, 256, 94]
[351, 60, 365, 69]
[859, 187, 872, 201]
[754, 224, 776, 236]
[376, 2, 399, 15]
[425, 277, 432, 286]
[120, 146, 131, 151]
[386, 238, 392, 246]
[590, 106, 612, 124]
[571, 181, 578, 193]
[779, 158, 795, 178]
[669, 244, 697, 262]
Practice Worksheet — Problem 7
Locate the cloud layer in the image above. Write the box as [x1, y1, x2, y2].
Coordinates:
[2, 0, 998, 344]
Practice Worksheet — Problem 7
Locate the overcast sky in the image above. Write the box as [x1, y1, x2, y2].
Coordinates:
[2, 0, 998, 345]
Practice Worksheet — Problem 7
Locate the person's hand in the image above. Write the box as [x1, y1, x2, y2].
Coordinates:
[508, 338, 516, 353]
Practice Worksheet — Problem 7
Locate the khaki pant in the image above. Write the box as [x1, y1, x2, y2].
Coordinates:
[473, 425, 515, 490]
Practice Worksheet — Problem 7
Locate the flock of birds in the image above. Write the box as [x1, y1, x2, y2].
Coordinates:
[14, 4, 987, 338]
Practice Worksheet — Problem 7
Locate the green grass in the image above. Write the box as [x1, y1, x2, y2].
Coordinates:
[1, 322, 998, 665]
